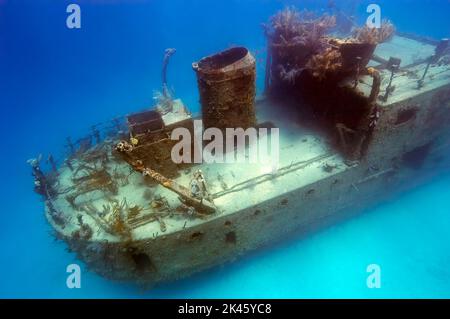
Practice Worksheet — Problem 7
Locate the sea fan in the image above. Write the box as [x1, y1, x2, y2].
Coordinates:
[352, 20, 395, 44]
[266, 7, 336, 53]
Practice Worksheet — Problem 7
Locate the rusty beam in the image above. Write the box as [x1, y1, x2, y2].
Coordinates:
[128, 162, 216, 215]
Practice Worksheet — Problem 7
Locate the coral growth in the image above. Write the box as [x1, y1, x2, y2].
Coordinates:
[72, 223, 93, 240]
[79, 147, 110, 169]
[305, 20, 395, 81]
[109, 215, 130, 239]
[264, 7, 396, 89]
[306, 47, 343, 80]
[264, 7, 336, 87]
[266, 7, 336, 55]
[103, 198, 133, 240]
[352, 20, 395, 44]
[127, 205, 143, 220]
[66, 169, 118, 209]
[28, 154, 58, 198]
[47, 199, 66, 228]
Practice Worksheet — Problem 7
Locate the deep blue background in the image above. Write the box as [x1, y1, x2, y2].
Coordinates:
[1, 0, 450, 298]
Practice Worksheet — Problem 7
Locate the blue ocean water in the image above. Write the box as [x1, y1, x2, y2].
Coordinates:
[0, 0, 449, 298]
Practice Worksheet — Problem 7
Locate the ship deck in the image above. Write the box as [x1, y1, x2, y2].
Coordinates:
[51, 100, 346, 242]
[49, 35, 450, 243]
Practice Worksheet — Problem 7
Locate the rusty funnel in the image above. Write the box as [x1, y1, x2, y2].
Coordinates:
[192, 47, 256, 131]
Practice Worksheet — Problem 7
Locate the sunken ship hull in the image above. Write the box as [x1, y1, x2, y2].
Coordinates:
[52, 96, 450, 285]
[38, 9, 450, 286]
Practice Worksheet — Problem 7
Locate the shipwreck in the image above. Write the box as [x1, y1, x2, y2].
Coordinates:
[30, 7, 450, 285]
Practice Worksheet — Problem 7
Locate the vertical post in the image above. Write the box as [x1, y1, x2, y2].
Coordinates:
[162, 48, 176, 99]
